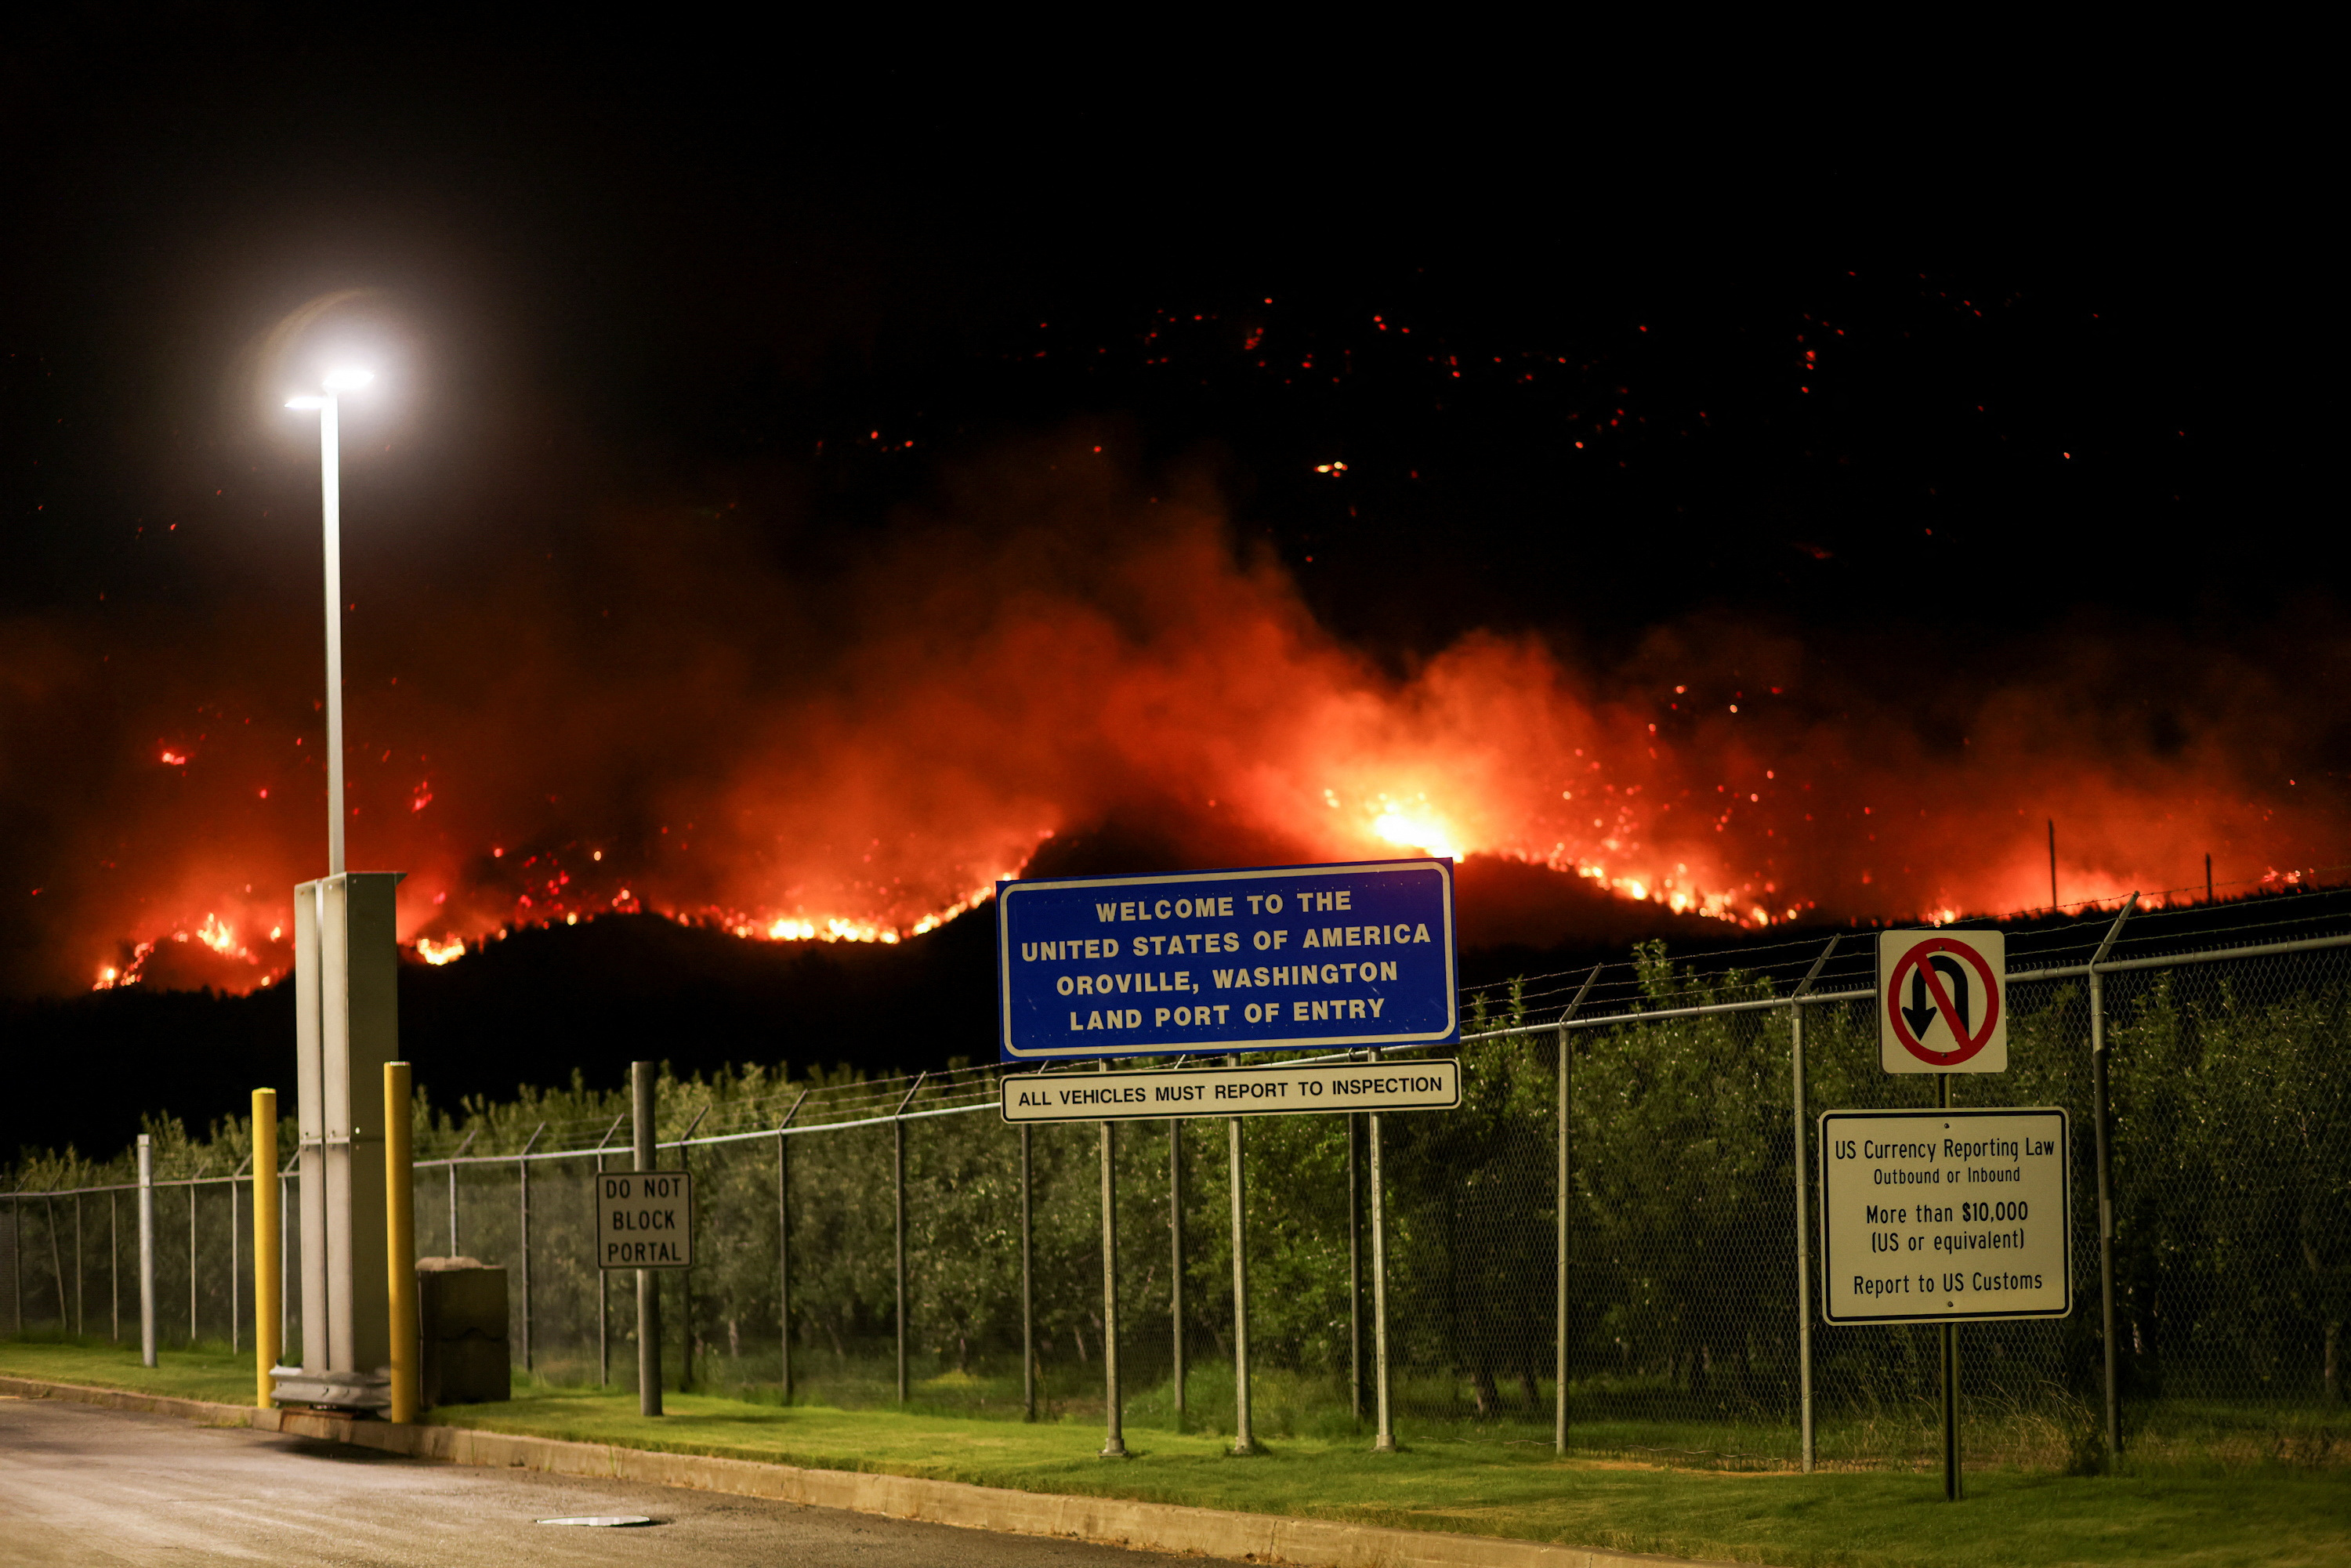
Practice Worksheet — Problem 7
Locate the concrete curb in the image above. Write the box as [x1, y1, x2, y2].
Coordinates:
[0, 1374, 1745, 1568]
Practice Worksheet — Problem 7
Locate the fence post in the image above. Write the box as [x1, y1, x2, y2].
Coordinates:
[1020, 1122, 1035, 1422]
[589, 1112, 621, 1387]
[1100, 1074, 1127, 1460]
[1556, 964, 1601, 1455]
[137, 1135, 157, 1367]
[1349, 1113, 1363, 1425]
[111, 1190, 119, 1342]
[892, 1074, 924, 1406]
[776, 1090, 805, 1403]
[2089, 894, 2139, 1466]
[517, 1121, 544, 1375]
[633, 1061, 664, 1418]
[674, 1106, 707, 1389]
[1789, 937, 1837, 1474]
[229, 1179, 241, 1355]
[446, 1126, 475, 1257]
[1228, 1092, 1255, 1456]
[1170, 1114, 1185, 1427]
[187, 1179, 197, 1344]
[9, 1191, 18, 1337]
[254, 1088, 281, 1407]
[45, 1195, 64, 1334]
[1369, 1048, 1395, 1453]
[75, 1193, 85, 1337]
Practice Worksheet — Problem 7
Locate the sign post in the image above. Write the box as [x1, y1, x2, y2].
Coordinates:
[998, 859, 1459, 1460]
[1850, 928, 2034, 1501]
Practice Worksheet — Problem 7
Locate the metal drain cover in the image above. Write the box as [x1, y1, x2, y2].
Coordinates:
[536, 1515, 657, 1527]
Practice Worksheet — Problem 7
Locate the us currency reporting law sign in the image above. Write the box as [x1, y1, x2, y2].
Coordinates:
[596, 1171, 694, 1269]
[1879, 929, 2008, 1074]
[1819, 1107, 2070, 1324]
[995, 857, 1458, 1062]
[1002, 1057, 1462, 1123]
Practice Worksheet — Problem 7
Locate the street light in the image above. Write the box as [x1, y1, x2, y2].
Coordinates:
[276, 364, 401, 1418]
[284, 368, 372, 875]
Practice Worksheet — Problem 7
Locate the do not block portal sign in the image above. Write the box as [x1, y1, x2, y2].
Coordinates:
[1878, 929, 2006, 1074]
[596, 1171, 694, 1269]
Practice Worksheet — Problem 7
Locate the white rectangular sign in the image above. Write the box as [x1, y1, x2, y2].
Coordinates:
[596, 1171, 694, 1269]
[1820, 1107, 2069, 1324]
[1001, 1059, 1460, 1123]
[1878, 929, 2009, 1073]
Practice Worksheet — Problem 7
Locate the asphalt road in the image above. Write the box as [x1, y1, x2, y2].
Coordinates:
[0, 1396, 1235, 1567]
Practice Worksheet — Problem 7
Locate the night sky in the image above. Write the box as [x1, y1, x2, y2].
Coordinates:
[3, 17, 2338, 1034]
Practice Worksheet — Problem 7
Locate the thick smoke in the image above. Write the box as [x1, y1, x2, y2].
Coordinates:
[2, 436, 2339, 997]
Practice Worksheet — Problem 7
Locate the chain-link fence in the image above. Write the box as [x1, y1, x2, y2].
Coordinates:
[9, 891, 2347, 1471]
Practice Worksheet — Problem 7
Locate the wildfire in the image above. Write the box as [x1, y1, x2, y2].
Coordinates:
[196, 912, 238, 957]
[47, 487, 2342, 999]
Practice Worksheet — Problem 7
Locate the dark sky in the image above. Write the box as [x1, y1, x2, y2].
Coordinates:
[2, 15, 2338, 997]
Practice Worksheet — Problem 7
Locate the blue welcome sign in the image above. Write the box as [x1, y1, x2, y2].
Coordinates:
[996, 858, 1458, 1062]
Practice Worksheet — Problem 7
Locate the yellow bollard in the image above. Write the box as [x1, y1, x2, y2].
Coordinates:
[252, 1089, 280, 1409]
[384, 1063, 419, 1424]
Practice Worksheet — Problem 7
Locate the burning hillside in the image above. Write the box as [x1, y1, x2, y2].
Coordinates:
[9, 440, 2344, 998]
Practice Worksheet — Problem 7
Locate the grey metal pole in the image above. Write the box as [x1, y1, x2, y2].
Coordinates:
[632, 1061, 663, 1418]
[892, 1074, 922, 1406]
[1369, 1049, 1395, 1454]
[2089, 894, 2139, 1466]
[187, 1181, 197, 1344]
[230, 1182, 239, 1355]
[1556, 965, 1601, 1455]
[137, 1135, 157, 1367]
[44, 1196, 63, 1334]
[1349, 1113, 1363, 1425]
[777, 1090, 804, 1404]
[9, 1193, 18, 1336]
[1170, 1114, 1186, 1427]
[1940, 1071, 1960, 1501]
[444, 1125, 473, 1258]
[518, 1121, 543, 1374]
[1100, 1088, 1127, 1459]
[596, 1146, 609, 1386]
[590, 1112, 621, 1389]
[1228, 1102, 1254, 1455]
[1020, 1123, 1035, 1422]
[111, 1191, 119, 1342]
[1789, 937, 1836, 1474]
[1793, 1002, 1814, 1472]
[75, 1194, 85, 1338]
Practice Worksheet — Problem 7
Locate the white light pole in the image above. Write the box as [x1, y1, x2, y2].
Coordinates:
[277, 366, 399, 1415]
[285, 367, 372, 875]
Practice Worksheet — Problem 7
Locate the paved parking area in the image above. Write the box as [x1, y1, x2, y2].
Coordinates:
[0, 1396, 1231, 1566]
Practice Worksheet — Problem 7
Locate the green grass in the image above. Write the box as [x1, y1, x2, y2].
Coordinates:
[4, 1337, 2345, 1567]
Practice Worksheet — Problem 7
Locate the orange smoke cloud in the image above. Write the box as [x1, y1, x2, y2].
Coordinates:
[5, 436, 2341, 997]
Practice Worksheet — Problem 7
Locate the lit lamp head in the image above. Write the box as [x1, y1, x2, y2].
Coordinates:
[286, 368, 375, 410]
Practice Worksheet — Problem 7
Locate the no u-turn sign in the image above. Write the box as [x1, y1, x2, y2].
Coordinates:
[1878, 929, 2006, 1074]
